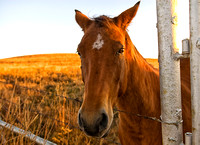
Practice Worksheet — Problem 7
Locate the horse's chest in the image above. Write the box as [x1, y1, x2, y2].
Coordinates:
[118, 116, 162, 145]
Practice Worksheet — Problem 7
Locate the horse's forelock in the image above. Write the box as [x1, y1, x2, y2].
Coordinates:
[93, 16, 114, 28]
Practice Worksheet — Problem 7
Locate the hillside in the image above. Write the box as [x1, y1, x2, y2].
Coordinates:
[0, 53, 158, 71]
[0, 54, 82, 81]
[0, 54, 80, 66]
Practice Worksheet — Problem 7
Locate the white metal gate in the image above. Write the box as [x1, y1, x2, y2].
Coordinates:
[156, 0, 200, 144]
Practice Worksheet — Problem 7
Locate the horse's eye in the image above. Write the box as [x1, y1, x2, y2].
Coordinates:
[116, 48, 124, 55]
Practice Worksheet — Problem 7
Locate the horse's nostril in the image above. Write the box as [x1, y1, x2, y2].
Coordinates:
[78, 112, 83, 128]
[99, 112, 108, 131]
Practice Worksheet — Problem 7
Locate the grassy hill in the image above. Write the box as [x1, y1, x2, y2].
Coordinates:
[0, 53, 158, 144]
[0, 53, 158, 77]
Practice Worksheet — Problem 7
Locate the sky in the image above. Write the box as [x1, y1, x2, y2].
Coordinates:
[0, 0, 189, 59]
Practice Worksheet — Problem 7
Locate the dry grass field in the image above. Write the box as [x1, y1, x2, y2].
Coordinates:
[0, 53, 158, 145]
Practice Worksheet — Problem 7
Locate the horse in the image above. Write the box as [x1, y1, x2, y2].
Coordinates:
[75, 1, 191, 144]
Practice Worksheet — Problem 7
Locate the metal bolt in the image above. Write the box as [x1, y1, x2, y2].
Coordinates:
[168, 137, 177, 142]
[171, 16, 178, 25]
[196, 38, 200, 49]
[175, 108, 182, 116]
[182, 39, 190, 54]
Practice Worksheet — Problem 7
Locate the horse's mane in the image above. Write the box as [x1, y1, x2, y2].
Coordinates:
[93, 15, 115, 29]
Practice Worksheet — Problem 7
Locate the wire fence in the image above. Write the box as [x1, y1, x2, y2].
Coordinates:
[0, 80, 121, 145]
[0, 78, 181, 144]
[0, 119, 57, 145]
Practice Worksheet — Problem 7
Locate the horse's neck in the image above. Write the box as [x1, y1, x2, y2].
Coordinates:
[116, 41, 162, 144]
[117, 36, 160, 116]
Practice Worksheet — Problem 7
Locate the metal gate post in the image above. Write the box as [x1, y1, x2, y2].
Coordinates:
[189, 0, 200, 144]
[156, 0, 183, 144]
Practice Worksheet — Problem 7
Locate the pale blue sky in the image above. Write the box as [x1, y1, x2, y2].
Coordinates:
[0, 0, 189, 59]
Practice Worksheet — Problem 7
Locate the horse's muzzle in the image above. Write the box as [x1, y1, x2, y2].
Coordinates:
[78, 109, 108, 137]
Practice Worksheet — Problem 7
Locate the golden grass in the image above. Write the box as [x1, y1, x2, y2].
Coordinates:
[0, 53, 158, 145]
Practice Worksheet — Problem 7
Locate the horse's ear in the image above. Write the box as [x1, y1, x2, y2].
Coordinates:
[113, 1, 140, 30]
[75, 10, 92, 32]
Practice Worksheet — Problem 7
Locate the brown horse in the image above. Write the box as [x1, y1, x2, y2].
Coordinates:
[75, 2, 191, 145]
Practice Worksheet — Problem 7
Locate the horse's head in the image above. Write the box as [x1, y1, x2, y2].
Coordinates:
[75, 2, 140, 138]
